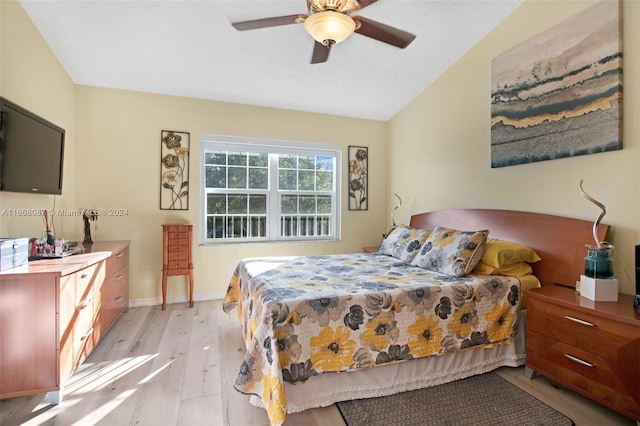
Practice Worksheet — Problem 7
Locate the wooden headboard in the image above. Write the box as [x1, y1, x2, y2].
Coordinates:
[409, 209, 609, 288]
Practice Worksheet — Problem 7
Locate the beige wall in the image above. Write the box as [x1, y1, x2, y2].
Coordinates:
[5, 0, 638, 301]
[1, 0, 387, 304]
[74, 87, 387, 304]
[388, 0, 640, 295]
[0, 0, 76, 239]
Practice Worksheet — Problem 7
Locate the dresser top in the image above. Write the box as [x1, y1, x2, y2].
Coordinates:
[526, 284, 640, 327]
[0, 240, 130, 277]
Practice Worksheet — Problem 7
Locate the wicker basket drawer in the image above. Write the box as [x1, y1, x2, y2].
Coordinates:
[167, 239, 189, 250]
[167, 250, 189, 261]
[168, 260, 189, 269]
[168, 231, 190, 240]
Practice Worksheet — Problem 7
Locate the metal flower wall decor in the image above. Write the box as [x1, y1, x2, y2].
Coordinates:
[348, 146, 368, 211]
[160, 130, 190, 210]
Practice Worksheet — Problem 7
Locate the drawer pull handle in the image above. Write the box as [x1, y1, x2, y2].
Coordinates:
[115, 274, 124, 280]
[78, 298, 93, 309]
[80, 273, 88, 279]
[564, 315, 595, 327]
[115, 253, 124, 258]
[80, 328, 94, 341]
[115, 296, 124, 303]
[564, 353, 594, 368]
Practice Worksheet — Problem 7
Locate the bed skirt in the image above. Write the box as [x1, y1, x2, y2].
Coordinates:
[250, 309, 527, 413]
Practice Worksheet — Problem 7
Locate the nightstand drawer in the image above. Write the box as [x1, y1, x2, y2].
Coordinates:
[527, 330, 640, 417]
[528, 297, 640, 365]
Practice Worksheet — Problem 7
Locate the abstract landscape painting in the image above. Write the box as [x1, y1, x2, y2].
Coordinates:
[491, 1, 622, 168]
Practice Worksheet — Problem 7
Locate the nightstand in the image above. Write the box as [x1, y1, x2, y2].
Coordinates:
[363, 246, 380, 253]
[525, 285, 640, 421]
[161, 224, 194, 310]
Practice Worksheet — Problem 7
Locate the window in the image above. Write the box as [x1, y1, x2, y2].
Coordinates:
[201, 136, 341, 243]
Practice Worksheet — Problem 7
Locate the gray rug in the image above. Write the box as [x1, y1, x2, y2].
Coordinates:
[336, 372, 574, 426]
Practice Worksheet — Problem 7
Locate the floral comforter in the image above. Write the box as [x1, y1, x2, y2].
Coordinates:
[223, 253, 521, 425]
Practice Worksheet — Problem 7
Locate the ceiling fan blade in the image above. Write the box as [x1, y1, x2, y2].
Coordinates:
[231, 14, 307, 31]
[346, 0, 378, 13]
[353, 16, 416, 49]
[311, 41, 331, 64]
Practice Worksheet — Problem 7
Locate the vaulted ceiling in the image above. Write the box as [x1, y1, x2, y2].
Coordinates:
[19, 0, 523, 121]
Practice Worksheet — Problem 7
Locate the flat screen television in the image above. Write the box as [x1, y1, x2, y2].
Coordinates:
[0, 97, 65, 195]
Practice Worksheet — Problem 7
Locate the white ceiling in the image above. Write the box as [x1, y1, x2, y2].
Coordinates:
[19, 0, 523, 121]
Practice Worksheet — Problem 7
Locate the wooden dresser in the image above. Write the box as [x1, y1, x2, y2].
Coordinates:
[0, 241, 130, 403]
[525, 285, 640, 421]
[161, 224, 194, 310]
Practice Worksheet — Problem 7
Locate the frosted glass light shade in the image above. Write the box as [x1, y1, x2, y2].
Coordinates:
[304, 11, 355, 46]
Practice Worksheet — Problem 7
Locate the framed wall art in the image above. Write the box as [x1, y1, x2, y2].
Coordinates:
[490, 1, 622, 167]
[160, 130, 190, 210]
[348, 146, 368, 211]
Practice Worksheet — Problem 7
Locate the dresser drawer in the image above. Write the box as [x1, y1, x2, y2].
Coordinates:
[106, 246, 129, 276]
[59, 263, 102, 379]
[527, 330, 640, 417]
[75, 264, 99, 304]
[101, 264, 129, 332]
[527, 297, 640, 365]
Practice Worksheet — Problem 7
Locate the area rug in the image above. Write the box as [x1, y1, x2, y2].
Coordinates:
[336, 372, 574, 426]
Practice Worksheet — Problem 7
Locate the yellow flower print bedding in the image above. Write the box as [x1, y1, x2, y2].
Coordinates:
[223, 253, 521, 426]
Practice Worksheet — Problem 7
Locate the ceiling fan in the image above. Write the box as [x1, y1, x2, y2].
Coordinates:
[231, 0, 416, 64]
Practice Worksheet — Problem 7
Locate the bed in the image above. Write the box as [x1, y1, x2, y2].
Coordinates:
[222, 209, 609, 425]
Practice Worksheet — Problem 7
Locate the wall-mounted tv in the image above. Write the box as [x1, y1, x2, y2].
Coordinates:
[0, 97, 65, 195]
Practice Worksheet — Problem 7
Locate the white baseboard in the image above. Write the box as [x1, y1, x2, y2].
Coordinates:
[128, 292, 226, 308]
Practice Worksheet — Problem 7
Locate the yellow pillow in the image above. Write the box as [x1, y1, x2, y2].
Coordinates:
[480, 238, 541, 268]
[473, 260, 533, 277]
[518, 274, 542, 310]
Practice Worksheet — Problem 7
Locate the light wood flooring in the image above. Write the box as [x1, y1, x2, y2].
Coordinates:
[1, 300, 636, 426]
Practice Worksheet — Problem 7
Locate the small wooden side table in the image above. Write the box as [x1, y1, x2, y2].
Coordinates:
[161, 224, 194, 310]
[363, 246, 380, 253]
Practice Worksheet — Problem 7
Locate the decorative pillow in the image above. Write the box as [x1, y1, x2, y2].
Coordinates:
[411, 226, 489, 277]
[392, 228, 432, 263]
[481, 238, 541, 268]
[380, 226, 431, 263]
[473, 260, 533, 277]
[379, 226, 408, 255]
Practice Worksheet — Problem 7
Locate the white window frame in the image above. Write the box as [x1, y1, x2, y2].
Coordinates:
[200, 135, 341, 244]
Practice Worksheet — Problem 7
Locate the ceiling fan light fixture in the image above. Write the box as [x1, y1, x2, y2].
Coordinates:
[304, 11, 355, 46]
